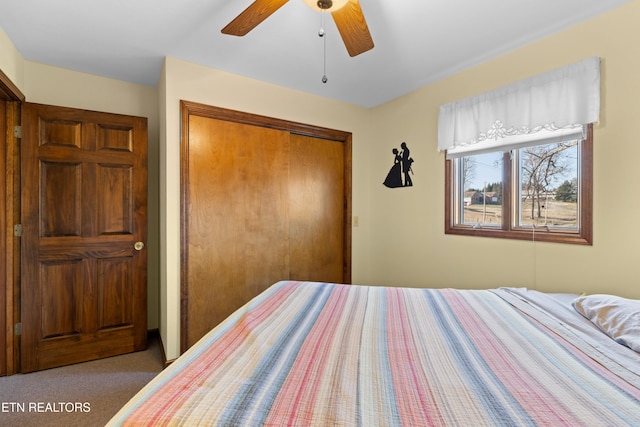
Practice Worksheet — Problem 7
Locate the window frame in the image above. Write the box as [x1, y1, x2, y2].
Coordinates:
[445, 124, 593, 245]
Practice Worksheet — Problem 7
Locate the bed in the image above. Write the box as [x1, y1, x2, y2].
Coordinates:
[107, 280, 640, 426]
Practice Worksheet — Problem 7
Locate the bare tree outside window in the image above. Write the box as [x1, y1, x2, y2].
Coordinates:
[462, 157, 476, 191]
[518, 141, 578, 228]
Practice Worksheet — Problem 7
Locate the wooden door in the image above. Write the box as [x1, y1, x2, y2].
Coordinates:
[288, 134, 344, 282]
[21, 103, 148, 372]
[185, 117, 290, 346]
[181, 102, 351, 351]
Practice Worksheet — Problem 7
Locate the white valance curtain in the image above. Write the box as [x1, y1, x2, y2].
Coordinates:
[438, 57, 601, 159]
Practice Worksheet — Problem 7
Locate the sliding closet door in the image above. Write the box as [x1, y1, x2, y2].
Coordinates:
[182, 102, 351, 351]
[185, 116, 291, 346]
[288, 134, 344, 282]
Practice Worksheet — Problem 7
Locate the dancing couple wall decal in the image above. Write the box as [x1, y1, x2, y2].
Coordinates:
[383, 142, 414, 188]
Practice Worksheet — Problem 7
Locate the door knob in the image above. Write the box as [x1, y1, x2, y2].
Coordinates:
[134, 241, 145, 251]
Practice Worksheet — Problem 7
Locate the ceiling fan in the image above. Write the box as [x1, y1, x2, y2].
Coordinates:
[222, 0, 374, 57]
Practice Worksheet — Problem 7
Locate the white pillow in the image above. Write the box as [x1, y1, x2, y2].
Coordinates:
[573, 294, 640, 353]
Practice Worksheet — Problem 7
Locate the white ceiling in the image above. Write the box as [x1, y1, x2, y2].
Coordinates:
[0, 0, 630, 107]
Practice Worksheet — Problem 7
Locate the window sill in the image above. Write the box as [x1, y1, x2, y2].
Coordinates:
[444, 225, 592, 245]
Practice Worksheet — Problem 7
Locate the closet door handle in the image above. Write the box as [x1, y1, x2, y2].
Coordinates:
[134, 241, 145, 251]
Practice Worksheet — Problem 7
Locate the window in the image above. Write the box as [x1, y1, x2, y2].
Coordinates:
[439, 58, 599, 245]
[445, 125, 592, 244]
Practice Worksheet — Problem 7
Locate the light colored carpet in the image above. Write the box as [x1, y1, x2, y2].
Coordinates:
[0, 335, 164, 427]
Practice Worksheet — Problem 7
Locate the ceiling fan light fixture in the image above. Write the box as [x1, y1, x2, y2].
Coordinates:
[302, 0, 349, 12]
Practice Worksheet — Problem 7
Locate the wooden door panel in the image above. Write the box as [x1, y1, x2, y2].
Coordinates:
[97, 257, 134, 329]
[40, 161, 82, 237]
[186, 116, 290, 346]
[289, 134, 344, 282]
[21, 103, 147, 372]
[40, 260, 83, 338]
[36, 326, 138, 371]
[97, 123, 134, 152]
[39, 118, 82, 149]
[97, 164, 133, 235]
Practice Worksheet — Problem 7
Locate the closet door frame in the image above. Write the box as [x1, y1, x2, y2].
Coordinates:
[179, 100, 352, 353]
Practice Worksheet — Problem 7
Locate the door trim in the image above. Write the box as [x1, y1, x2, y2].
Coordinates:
[0, 66, 23, 376]
[0, 100, 6, 377]
[179, 100, 352, 353]
[0, 68, 25, 102]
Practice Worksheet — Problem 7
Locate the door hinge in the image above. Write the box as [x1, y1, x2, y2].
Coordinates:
[13, 224, 21, 237]
[14, 125, 21, 139]
[14, 323, 21, 336]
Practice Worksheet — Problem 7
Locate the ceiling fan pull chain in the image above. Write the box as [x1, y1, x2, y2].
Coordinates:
[320, 12, 328, 83]
[318, 10, 325, 37]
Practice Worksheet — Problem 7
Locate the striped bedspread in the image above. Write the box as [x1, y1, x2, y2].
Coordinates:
[108, 281, 640, 426]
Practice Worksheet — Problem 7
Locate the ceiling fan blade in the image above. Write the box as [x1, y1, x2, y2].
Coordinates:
[222, 0, 290, 36]
[331, 0, 374, 57]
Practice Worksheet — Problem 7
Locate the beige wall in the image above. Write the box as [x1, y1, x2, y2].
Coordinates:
[0, 27, 24, 90]
[367, 1, 640, 299]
